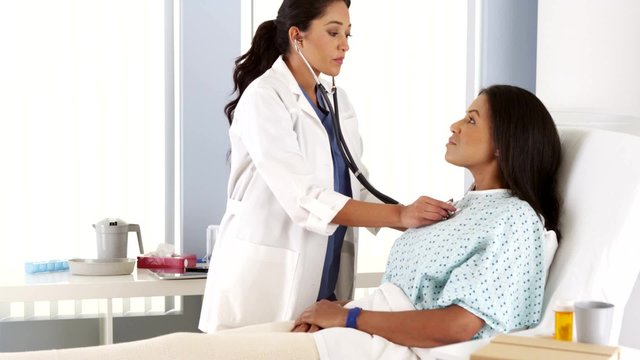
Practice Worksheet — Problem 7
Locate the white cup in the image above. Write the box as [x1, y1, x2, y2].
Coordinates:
[575, 301, 615, 345]
[206, 225, 220, 264]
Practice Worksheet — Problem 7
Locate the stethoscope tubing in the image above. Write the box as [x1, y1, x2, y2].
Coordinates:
[318, 82, 399, 205]
[294, 41, 399, 204]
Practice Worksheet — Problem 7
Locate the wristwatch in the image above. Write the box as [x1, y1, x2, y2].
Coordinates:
[345, 307, 362, 329]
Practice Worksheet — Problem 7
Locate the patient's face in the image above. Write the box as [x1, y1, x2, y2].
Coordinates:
[445, 94, 496, 172]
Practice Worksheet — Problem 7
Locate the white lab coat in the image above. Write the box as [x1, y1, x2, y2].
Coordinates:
[199, 56, 378, 332]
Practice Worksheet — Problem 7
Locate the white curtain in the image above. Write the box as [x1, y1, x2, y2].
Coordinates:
[0, 0, 168, 273]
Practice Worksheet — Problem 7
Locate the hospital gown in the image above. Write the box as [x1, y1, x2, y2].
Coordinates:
[382, 189, 546, 338]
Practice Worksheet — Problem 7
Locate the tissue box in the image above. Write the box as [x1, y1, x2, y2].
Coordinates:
[137, 254, 197, 269]
[471, 335, 620, 360]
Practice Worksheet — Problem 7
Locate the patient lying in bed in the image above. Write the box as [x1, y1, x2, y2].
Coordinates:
[291, 84, 562, 359]
[301, 188, 551, 359]
[0, 85, 562, 360]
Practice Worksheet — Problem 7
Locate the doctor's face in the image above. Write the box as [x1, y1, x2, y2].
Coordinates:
[445, 94, 497, 173]
[297, 1, 351, 77]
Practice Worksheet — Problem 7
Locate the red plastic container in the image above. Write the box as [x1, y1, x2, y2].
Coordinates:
[137, 254, 197, 269]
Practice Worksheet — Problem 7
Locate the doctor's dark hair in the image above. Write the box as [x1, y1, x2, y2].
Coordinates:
[224, 0, 351, 125]
[480, 85, 562, 240]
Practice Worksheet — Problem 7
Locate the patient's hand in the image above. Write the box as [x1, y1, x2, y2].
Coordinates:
[291, 300, 349, 332]
[290, 322, 322, 333]
[294, 299, 349, 331]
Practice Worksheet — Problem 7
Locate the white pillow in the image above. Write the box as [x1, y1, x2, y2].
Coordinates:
[544, 230, 558, 278]
[538, 127, 640, 342]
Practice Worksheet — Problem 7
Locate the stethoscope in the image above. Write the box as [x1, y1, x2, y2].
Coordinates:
[294, 40, 399, 205]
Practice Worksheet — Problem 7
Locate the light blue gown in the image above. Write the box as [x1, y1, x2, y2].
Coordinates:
[382, 189, 546, 338]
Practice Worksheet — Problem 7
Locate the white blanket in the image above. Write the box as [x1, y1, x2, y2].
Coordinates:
[313, 282, 432, 360]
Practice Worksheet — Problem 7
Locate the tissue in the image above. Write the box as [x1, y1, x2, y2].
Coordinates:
[137, 244, 196, 269]
[143, 243, 175, 257]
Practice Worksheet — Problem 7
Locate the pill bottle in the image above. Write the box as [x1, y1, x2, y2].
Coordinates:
[554, 300, 574, 341]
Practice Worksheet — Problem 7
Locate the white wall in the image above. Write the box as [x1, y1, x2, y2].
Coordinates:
[340, 1, 468, 273]
[537, 0, 640, 348]
[537, 0, 640, 133]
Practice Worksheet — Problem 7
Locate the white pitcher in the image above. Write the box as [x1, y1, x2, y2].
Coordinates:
[93, 218, 144, 259]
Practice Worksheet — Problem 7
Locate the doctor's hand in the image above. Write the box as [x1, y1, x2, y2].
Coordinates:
[400, 196, 457, 229]
[293, 299, 349, 331]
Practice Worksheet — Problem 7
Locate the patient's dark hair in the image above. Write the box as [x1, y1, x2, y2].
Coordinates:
[224, 0, 351, 125]
[480, 85, 562, 240]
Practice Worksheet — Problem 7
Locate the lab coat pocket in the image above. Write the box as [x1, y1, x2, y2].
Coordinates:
[215, 240, 299, 327]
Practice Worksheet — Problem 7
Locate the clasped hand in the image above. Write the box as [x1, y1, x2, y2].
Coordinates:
[291, 299, 349, 333]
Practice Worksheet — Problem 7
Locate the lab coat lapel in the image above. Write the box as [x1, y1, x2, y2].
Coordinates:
[271, 57, 322, 125]
[296, 92, 321, 122]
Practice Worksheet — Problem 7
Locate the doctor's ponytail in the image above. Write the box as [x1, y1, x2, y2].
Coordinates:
[224, 20, 279, 125]
[224, 0, 351, 125]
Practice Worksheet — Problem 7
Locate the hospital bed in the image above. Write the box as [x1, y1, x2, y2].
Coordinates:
[422, 125, 640, 359]
[1, 126, 640, 359]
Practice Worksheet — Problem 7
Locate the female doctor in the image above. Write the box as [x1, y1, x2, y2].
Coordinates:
[199, 0, 455, 333]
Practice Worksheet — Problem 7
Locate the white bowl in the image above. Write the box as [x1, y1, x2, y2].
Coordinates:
[68, 258, 136, 276]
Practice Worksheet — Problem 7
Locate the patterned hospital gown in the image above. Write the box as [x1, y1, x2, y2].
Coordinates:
[382, 189, 546, 338]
